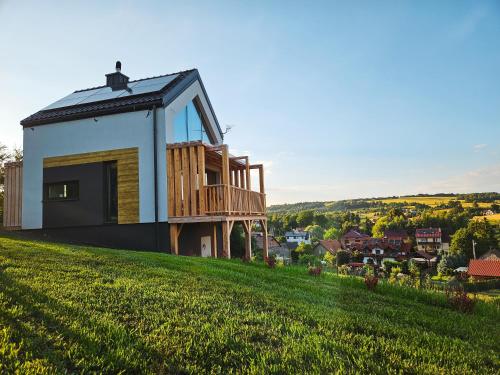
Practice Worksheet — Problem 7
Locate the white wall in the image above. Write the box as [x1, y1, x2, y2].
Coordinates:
[22, 109, 165, 229]
[22, 79, 223, 228]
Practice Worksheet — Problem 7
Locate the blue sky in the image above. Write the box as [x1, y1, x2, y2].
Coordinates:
[1, 1, 499, 204]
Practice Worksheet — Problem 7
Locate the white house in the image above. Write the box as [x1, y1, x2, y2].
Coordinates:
[5, 62, 268, 258]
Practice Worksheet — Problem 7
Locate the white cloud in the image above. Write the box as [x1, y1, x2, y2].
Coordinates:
[416, 164, 500, 193]
[473, 144, 487, 152]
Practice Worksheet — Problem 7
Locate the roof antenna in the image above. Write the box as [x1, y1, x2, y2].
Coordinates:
[222, 124, 234, 135]
[116, 61, 122, 72]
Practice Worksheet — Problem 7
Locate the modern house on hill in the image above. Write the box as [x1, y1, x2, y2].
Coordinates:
[3, 62, 268, 258]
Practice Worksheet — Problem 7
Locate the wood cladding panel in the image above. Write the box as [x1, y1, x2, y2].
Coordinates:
[43, 148, 139, 224]
[3, 162, 22, 229]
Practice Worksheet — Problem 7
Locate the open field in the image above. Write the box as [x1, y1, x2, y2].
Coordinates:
[473, 213, 500, 224]
[0, 234, 499, 373]
[373, 196, 497, 208]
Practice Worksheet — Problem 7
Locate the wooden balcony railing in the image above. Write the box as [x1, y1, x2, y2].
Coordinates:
[204, 184, 265, 216]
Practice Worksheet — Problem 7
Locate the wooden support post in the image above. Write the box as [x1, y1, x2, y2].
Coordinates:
[239, 169, 245, 190]
[221, 145, 230, 214]
[173, 148, 182, 217]
[170, 224, 179, 255]
[189, 147, 197, 215]
[211, 223, 218, 258]
[222, 220, 233, 259]
[181, 147, 190, 216]
[242, 220, 252, 259]
[259, 165, 266, 210]
[260, 219, 268, 258]
[234, 169, 240, 188]
[197, 145, 206, 215]
[246, 158, 251, 191]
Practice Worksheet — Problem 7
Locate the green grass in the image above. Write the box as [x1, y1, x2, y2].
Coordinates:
[0, 234, 499, 374]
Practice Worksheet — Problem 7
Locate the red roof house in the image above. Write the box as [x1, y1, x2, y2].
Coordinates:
[313, 239, 342, 256]
[468, 259, 500, 279]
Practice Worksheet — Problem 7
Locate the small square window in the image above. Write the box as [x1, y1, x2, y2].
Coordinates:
[45, 181, 79, 201]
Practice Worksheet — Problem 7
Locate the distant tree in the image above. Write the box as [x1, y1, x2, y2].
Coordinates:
[341, 221, 356, 235]
[313, 213, 328, 228]
[305, 225, 324, 241]
[296, 210, 314, 228]
[449, 219, 497, 259]
[323, 227, 340, 240]
[283, 214, 298, 231]
[491, 203, 499, 213]
[324, 251, 335, 266]
[295, 242, 313, 254]
[336, 250, 351, 266]
[437, 253, 467, 276]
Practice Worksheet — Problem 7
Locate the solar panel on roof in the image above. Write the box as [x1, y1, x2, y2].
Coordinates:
[41, 74, 179, 111]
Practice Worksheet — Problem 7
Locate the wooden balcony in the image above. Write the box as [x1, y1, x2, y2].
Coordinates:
[166, 141, 267, 221]
[166, 141, 268, 259]
[205, 185, 265, 215]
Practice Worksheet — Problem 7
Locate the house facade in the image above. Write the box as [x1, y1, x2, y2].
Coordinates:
[313, 239, 342, 256]
[5, 62, 268, 258]
[415, 228, 448, 254]
[285, 230, 311, 245]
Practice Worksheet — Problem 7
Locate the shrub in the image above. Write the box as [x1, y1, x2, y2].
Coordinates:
[298, 254, 320, 266]
[446, 289, 476, 313]
[323, 251, 335, 266]
[338, 264, 350, 275]
[463, 279, 500, 292]
[264, 256, 276, 269]
[364, 275, 379, 291]
[308, 266, 322, 276]
[383, 260, 401, 274]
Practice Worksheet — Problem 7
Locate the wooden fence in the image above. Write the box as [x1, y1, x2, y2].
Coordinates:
[2, 162, 22, 229]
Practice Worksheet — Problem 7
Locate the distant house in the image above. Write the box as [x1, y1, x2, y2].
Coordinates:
[483, 210, 495, 216]
[313, 239, 342, 256]
[285, 230, 311, 245]
[383, 229, 409, 248]
[480, 249, 500, 261]
[468, 259, 500, 279]
[253, 233, 290, 259]
[341, 229, 370, 249]
[415, 228, 448, 254]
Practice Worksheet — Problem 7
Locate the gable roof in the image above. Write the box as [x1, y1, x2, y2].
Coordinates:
[415, 228, 442, 238]
[20, 68, 223, 137]
[384, 229, 408, 238]
[468, 259, 500, 277]
[316, 240, 342, 254]
[342, 229, 370, 239]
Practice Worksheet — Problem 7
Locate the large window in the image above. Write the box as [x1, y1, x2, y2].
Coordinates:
[173, 99, 212, 143]
[44, 181, 79, 201]
[104, 161, 118, 223]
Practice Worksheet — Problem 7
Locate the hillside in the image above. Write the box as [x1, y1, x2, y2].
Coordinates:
[0, 234, 499, 373]
[267, 193, 500, 214]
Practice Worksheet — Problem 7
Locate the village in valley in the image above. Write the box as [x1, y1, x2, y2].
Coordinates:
[253, 193, 500, 293]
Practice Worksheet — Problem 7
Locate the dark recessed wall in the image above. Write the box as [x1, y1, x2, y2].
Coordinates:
[25, 223, 170, 252]
[43, 162, 105, 228]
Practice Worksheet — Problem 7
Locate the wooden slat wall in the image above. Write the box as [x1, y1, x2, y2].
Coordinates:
[43, 148, 139, 224]
[167, 145, 205, 217]
[2, 162, 22, 229]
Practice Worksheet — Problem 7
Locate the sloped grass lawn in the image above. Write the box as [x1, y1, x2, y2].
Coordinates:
[0, 235, 499, 374]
